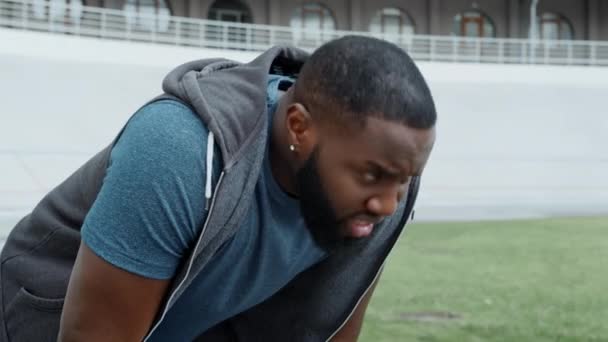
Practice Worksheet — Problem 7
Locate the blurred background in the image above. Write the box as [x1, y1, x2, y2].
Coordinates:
[1, 0, 607, 340]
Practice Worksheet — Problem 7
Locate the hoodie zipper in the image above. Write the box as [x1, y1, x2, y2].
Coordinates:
[325, 202, 413, 341]
[143, 171, 226, 341]
[325, 259, 387, 342]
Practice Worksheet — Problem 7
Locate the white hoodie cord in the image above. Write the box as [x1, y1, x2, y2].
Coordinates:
[205, 132, 214, 210]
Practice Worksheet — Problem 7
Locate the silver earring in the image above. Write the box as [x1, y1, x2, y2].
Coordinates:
[289, 144, 296, 152]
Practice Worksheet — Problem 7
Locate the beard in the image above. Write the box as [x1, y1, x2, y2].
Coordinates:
[296, 147, 346, 254]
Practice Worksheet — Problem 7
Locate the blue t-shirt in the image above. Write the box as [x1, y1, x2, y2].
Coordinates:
[81, 75, 326, 340]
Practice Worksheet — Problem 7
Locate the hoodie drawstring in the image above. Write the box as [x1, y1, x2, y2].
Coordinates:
[205, 132, 214, 210]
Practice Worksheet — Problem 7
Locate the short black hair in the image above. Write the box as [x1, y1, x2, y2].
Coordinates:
[294, 35, 437, 129]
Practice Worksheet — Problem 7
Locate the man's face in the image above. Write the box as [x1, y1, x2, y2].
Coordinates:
[295, 115, 435, 251]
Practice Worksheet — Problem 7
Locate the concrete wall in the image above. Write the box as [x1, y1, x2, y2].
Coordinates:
[1, 28, 607, 232]
[420, 63, 608, 220]
[0, 28, 256, 229]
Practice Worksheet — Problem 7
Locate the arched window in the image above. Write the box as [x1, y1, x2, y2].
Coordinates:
[369, 7, 415, 36]
[290, 3, 336, 41]
[31, 0, 83, 25]
[540, 12, 573, 40]
[123, 0, 171, 32]
[206, 0, 252, 44]
[453, 10, 495, 38]
[208, 0, 252, 23]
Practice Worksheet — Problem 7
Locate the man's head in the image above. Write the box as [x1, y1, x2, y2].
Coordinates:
[272, 35, 437, 252]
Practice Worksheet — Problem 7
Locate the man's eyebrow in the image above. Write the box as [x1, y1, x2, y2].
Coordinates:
[365, 161, 402, 178]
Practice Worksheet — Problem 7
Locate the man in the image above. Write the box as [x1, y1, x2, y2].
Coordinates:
[0, 35, 436, 341]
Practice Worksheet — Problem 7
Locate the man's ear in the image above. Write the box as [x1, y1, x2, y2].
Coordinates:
[285, 103, 317, 160]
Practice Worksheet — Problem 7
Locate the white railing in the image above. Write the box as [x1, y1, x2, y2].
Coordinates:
[1, 0, 608, 66]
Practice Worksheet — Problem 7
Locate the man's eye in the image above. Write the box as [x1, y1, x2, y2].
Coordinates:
[363, 171, 379, 183]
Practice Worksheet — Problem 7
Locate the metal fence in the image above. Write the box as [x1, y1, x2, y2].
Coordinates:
[2, 0, 608, 66]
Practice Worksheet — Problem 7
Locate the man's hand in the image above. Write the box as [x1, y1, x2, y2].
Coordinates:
[58, 242, 171, 341]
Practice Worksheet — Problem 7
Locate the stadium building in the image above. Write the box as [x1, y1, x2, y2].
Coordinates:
[15, 0, 608, 41]
[109, 1, 607, 41]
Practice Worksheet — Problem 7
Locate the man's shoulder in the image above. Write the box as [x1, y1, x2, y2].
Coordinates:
[109, 98, 214, 178]
[135, 98, 199, 128]
[122, 99, 208, 150]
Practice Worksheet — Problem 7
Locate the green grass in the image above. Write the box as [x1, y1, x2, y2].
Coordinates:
[361, 217, 608, 342]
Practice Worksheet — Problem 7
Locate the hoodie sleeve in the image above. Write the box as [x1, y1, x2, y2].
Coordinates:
[81, 100, 220, 280]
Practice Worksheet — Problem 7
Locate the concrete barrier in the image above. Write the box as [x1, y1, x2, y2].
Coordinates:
[1, 28, 607, 232]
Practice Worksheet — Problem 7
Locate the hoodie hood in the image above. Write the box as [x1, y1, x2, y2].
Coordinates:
[161, 46, 309, 169]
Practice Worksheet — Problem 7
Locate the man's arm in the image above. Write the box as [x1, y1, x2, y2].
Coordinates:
[57, 102, 211, 340]
[58, 242, 171, 341]
[331, 273, 381, 341]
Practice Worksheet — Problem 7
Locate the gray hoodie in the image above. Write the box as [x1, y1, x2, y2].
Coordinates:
[0, 46, 419, 341]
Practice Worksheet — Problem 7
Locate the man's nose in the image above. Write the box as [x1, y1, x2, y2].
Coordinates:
[366, 185, 405, 217]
